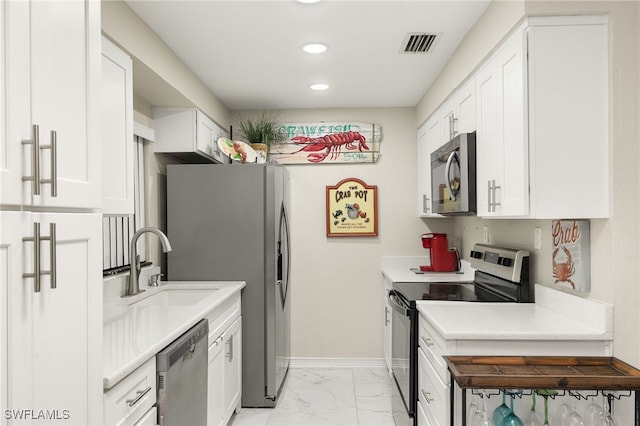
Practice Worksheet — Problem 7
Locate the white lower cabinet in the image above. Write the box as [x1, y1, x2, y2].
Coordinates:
[104, 358, 157, 426]
[206, 296, 242, 426]
[1, 211, 102, 425]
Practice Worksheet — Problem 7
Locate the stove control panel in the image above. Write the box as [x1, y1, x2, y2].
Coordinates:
[469, 244, 529, 283]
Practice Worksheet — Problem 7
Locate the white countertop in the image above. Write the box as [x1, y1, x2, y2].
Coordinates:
[103, 280, 245, 389]
[417, 284, 613, 341]
[381, 256, 475, 283]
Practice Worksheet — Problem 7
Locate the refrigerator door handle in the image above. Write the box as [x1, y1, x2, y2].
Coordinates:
[278, 202, 291, 307]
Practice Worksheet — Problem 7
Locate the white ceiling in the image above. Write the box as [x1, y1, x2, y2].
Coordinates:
[125, 0, 491, 111]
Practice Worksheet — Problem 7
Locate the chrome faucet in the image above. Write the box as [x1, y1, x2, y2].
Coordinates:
[123, 227, 172, 298]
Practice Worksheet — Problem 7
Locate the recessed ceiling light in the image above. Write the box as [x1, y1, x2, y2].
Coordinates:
[302, 43, 328, 54]
[309, 83, 329, 91]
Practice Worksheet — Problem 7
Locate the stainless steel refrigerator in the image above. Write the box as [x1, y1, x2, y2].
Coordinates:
[166, 164, 291, 407]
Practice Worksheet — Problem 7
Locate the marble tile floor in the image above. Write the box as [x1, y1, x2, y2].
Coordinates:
[229, 367, 396, 426]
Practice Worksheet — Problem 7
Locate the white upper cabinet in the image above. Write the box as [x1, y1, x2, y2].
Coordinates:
[527, 17, 609, 219]
[1, 1, 100, 209]
[475, 15, 609, 218]
[101, 36, 134, 214]
[476, 25, 529, 217]
[436, 78, 477, 151]
[417, 118, 442, 217]
[153, 108, 229, 163]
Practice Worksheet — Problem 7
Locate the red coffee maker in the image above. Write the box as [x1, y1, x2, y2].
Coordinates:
[419, 233, 460, 272]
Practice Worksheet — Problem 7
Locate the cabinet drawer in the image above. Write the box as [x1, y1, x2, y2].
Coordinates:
[104, 357, 157, 426]
[419, 316, 449, 383]
[206, 296, 241, 342]
[418, 347, 449, 426]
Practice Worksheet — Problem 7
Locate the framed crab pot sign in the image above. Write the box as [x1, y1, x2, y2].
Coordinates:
[326, 178, 378, 237]
[551, 220, 591, 292]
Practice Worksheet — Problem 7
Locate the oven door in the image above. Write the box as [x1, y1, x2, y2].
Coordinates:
[388, 290, 416, 425]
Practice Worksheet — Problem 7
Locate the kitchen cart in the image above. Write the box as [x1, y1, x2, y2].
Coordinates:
[445, 356, 640, 426]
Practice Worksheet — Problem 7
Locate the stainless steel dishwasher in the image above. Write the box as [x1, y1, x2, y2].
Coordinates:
[156, 319, 209, 426]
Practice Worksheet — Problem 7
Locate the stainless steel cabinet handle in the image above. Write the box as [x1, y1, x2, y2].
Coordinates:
[492, 179, 501, 211]
[384, 307, 390, 326]
[126, 386, 152, 407]
[226, 334, 234, 362]
[39, 130, 57, 197]
[487, 180, 493, 212]
[421, 389, 434, 403]
[421, 336, 434, 347]
[422, 195, 431, 214]
[22, 222, 57, 292]
[22, 222, 42, 292]
[39, 223, 57, 289]
[22, 124, 41, 196]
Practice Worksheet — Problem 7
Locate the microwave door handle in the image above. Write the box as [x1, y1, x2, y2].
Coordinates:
[444, 151, 458, 201]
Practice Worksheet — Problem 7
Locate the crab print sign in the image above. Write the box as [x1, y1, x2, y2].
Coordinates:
[269, 122, 381, 164]
[551, 220, 591, 292]
[326, 178, 378, 237]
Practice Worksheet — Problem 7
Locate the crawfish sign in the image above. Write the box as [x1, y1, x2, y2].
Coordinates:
[326, 178, 378, 237]
[269, 121, 382, 165]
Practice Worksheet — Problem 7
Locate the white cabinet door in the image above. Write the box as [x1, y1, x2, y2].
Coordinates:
[223, 317, 242, 420]
[1, 2, 31, 206]
[102, 36, 134, 214]
[475, 57, 498, 217]
[495, 27, 529, 217]
[527, 20, 609, 218]
[29, 0, 100, 209]
[456, 79, 476, 135]
[5, 212, 102, 425]
[207, 336, 225, 426]
[476, 26, 529, 217]
[196, 111, 215, 158]
[1, 1, 100, 209]
[417, 122, 432, 216]
[0, 212, 32, 424]
[383, 294, 392, 373]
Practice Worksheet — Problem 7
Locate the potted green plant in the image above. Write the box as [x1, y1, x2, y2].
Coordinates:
[236, 111, 286, 162]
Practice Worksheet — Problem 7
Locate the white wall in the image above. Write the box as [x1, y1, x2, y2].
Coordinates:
[417, 1, 640, 366]
[244, 108, 454, 359]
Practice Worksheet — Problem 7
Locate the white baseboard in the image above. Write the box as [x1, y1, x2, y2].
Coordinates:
[289, 357, 386, 369]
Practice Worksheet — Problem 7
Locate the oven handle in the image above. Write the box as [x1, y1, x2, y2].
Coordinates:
[388, 290, 410, 317]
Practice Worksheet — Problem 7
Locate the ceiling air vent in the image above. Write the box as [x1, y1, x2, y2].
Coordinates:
[401, 33, 438, 54]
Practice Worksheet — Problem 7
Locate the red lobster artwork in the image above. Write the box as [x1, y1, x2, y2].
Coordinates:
[291, 131, 369, 163]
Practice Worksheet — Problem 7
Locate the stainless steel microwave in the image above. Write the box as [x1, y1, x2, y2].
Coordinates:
[430, 132, 476, 215]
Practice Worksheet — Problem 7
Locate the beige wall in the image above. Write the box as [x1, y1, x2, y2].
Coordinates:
[417, 0, 640, 366]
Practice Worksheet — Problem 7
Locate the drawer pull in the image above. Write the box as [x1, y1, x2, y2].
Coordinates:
[126, 386, 151, 407]
[421, 336, 435, 347]
[421, 389, 434, 404]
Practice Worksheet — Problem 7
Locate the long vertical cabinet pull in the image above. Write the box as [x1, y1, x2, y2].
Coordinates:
[492, 179, 501, 212]
[40, 223, 57, 289]
[226, 334, 234, 362]
[40, 130, 58, 197]
[22, 223, 42, 292]
[22, 222, 57, 292]
[487, 180, 501, 213]
[21, 124, 41, 196]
